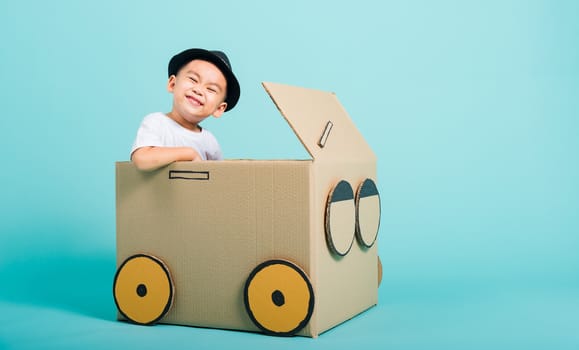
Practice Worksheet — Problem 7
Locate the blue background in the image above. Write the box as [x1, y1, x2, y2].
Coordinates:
[1, 0, 578, 349]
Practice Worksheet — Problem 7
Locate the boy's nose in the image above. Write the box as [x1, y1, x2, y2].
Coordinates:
[192, 85, 202, 95]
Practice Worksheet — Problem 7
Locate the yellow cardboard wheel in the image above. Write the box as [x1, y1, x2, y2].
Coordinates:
[244, 260, 314, 336]
[113, 254, 174, 325]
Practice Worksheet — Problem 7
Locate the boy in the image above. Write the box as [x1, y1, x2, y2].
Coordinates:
[130, 48, 240, 171]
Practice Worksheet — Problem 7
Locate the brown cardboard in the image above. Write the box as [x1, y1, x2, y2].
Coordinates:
[115, 82, 381, 337]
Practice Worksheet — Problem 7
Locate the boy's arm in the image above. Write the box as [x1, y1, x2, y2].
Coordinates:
[131, 146, 201, 171]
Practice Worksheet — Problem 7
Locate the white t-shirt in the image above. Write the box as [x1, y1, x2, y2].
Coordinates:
[131, 112, 223, 160]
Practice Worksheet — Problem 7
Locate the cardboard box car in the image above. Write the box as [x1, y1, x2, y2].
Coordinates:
[114, 82, 382, 337]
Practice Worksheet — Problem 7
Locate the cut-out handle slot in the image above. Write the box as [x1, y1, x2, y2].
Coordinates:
[169, 170, 210, 180]
[318, 121, 333, 148]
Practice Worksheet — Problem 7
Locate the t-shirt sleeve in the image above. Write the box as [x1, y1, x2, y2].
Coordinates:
[130, 115, 164, 157]
[208, 147, 223, 160]
[204, 130, 223, 160]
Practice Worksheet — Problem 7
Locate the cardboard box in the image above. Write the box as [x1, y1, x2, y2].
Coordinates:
[114, 82, 381, 337]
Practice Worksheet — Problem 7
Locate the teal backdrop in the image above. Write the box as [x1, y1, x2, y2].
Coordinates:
[1, 1, 578, 349]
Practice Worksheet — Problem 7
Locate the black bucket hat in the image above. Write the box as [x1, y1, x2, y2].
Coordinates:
[168, 48, 240, 111]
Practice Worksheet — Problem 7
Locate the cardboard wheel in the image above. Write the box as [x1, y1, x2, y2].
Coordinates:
[355, 178, 381, 248]
[325, 180, 356, 256]
[244, 260, 315, 336]
[113, 254, 174, 325]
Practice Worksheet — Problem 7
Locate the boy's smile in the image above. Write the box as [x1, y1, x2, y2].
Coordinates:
[186, 95, 204, 106]
[167, 59, 228, 131]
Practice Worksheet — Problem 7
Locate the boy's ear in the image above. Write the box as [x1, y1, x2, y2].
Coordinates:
[212, 102, 228, 118]
[167, 75, 176, 92]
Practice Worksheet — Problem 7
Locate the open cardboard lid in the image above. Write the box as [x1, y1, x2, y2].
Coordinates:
[263, 82, 376, 162]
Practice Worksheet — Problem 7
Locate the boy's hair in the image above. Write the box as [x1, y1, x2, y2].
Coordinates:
[168, 48, 241, 111]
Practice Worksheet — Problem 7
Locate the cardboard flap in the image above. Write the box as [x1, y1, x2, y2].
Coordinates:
[262, 82, 376, 162]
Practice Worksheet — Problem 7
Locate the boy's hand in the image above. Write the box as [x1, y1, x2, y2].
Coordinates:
[190, 149, 203, 161]
[181, 147, 202, 161]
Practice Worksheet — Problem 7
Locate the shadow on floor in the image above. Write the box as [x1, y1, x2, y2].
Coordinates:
[0, 250, 117, 321]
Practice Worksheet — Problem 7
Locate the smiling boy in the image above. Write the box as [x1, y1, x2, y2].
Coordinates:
[130, 48, 240, 171]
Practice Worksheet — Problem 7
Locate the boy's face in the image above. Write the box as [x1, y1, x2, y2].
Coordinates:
[167, 59, 228, 131]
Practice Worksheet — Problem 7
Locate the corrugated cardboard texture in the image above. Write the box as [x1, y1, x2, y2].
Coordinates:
[312, 159, 378, 334]
[262, 82, 376, 163]
[116, 160, 313, 334]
